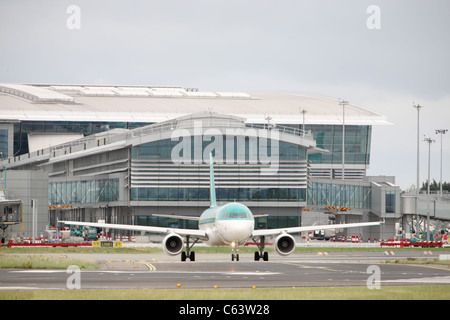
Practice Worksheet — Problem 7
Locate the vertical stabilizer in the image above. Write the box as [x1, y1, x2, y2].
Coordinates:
[209, 153, 217, 208]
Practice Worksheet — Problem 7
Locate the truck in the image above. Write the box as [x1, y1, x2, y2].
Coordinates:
[70, 226, 99, 241]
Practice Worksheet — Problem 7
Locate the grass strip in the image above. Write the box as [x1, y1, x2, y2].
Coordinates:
[0, 255, 98, 269]
[2, 246, 450, 254]
[1, 286, 450, 300]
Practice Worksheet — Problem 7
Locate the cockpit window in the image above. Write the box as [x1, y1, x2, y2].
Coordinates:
[218, 204, 251, 220]
[227, 212, 248, 219]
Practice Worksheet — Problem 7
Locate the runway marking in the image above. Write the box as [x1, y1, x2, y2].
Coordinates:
[104, 259, 156, 271]
[0, 286, 42, 290]
[223, 272, 280, 276]
[383, 276, 450, 284]
[145, 263, 156, 271]
[10, 270, 67, 273]
[281, 262, 346, 273]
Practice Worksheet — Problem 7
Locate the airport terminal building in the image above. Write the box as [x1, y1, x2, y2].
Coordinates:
[0, 84, 400, 240]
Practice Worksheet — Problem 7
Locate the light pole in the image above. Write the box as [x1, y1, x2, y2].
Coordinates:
[413, 103, 423, 233]
[299, 108, 307, 137]
[424, 136, 435, 243]
[339, 99, 348, 180]
[435, 129, 448, 197]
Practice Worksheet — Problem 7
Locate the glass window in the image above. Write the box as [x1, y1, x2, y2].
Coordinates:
[228, 188, 238, 201]
[198, 188, 209, 201]
[148, 188, 158, 200]
[238, 188, 249, 201]
[386, 191, 396, 213]
[158, 188, 169, 201]
[217, 188, 228, 202]
[168, 188, 179, 201]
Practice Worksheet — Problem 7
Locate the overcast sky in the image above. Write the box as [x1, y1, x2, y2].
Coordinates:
[0, 0, 449, 189]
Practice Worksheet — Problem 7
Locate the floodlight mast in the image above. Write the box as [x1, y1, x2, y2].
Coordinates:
[424, 136, 435, 244]
[435, 129, 448, 197]
[339, 99, 349, 180]
[413, 103, 423, 233]
[299, 107, 307, 137]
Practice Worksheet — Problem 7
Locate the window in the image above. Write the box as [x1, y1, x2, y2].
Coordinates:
[385, 191, 396, 213]
[49, 179, 119, 205]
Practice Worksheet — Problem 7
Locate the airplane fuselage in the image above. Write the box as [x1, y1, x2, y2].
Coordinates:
[199, 203, 254, 246]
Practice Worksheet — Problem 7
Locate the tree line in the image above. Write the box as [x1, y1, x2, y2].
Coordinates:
[420, 179, 450, 192]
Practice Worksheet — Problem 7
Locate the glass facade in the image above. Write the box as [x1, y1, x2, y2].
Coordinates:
[12, 121, 370, 165]
[131, 136, 306, 161]
[14, 121, 151, 155]
[48, 179, 119, 206]
[308, 181, 371, 209]
[131, 187, 306, 202]
[0, 129, 8, 158]
[131, 137, 308, 203]
[135, 214, 300, 230]
[305, 125, 371, 165]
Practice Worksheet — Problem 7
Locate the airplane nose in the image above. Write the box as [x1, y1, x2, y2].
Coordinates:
[219, 220, 254, 243]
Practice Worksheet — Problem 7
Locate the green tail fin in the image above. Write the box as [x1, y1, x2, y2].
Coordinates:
[209, 153, 217, 208]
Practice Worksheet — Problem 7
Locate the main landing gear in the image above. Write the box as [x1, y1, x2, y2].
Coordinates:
[253, 236, 269, 261]
[181, 235, 198, 262]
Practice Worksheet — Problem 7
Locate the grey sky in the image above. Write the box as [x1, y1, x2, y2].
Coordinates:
[0, 0, 449, 189]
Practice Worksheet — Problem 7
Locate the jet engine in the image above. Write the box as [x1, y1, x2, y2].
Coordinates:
[162, 233, 184, 256]
[274, 233, 296, 256]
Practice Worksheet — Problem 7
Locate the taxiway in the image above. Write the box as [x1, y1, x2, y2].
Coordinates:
[1, 251, 450, 290]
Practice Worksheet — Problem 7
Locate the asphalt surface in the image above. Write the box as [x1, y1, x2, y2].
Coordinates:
[1, 250, 450, 290]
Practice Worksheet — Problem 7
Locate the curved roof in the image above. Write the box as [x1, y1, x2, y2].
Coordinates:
[0, 83, 390, 125]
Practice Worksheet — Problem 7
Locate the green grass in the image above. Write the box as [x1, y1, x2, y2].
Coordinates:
[385, 257, 450, 266]
[1, 286, 450, 300]
[0, 255, 98, 269]
[2, 245, 450, 254]
[1, 246, 450, 270]
[0, 246, 162, 254]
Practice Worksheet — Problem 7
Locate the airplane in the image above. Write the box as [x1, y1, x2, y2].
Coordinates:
[59, 153, 383, 262]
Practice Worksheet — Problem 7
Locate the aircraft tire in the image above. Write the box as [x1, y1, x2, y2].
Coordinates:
[254, 252, 260, 261]
[181, 251, 187, 262]
[190, 251, 195, 261]
[263, 251, 269, 261]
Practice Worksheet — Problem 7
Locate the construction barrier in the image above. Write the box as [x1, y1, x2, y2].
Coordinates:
[380, 239, 443, 248]
[7, 240, 91, 247]
[116, 235, 136, 242]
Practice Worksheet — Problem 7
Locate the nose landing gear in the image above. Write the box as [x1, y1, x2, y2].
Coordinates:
[231, 241, 239, 261]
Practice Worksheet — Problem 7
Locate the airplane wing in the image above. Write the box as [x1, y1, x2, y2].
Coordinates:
[59, 220, 207, 238]
[151, 214, 200, 221]
[252, 221, 383, 237]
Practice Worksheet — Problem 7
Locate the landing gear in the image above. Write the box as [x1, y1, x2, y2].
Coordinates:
[181, 235, 198, 262]
[253, 236, 269, 261]
[231, 242, 239, 261]
[254, 251, 269, 261]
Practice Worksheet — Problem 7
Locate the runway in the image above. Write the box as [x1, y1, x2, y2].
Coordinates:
[1, 251, 450, 290]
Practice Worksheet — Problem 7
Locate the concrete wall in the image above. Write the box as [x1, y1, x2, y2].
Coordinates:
[3, 170, 48, 237]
